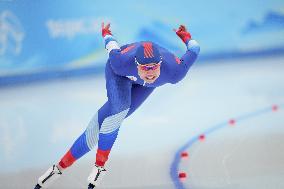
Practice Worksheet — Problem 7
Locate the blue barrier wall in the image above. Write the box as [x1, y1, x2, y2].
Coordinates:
[0, 0, 284, 86]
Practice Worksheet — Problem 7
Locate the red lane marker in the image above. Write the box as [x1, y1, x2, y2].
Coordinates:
[179, 172, 187, 181]
[199, 134, 205, 141]
[272, 105, 278, 112]
[229, 119, 236, 126]
[181, 152, 189, 158]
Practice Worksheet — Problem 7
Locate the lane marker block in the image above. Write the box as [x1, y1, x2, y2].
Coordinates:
[179, 172, 187, 181]
[229, 119, 236, 126]
[272, 105, 278, 112]
[199, 134, 205, 141]
[181, 152, 189, 158]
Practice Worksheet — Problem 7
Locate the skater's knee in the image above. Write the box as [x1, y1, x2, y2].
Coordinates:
[106, 103, 130, 116]
[100, 108, 129, 133]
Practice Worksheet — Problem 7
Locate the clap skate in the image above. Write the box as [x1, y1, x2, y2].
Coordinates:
[34, 165, 62, 188]
[87, 165, 107, 188]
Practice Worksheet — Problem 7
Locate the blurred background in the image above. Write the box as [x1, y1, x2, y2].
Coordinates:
[0, 0, 284, 189]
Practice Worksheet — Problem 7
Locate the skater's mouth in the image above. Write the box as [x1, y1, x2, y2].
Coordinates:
[146, 75, 156, 80]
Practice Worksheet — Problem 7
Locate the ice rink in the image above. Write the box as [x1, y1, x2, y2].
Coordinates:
[0, 56, 284, 189]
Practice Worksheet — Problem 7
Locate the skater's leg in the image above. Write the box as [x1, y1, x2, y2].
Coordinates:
[35, 104, 105, 188]
[87, 62, 132, 186]
[88, 73, 155, 187]
[88, 85, 155, 188]
[34, 62, 132, 188]
[58, 61, 132, 170]
[87, 84, 154, 188]
[95, 63, 133, 167]
[58, 110, 100, 169]
[95, 84, 155, 167]
[35, 102, 115, 188]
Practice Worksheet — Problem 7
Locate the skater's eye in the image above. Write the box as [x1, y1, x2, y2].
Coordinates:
[140, 64, 160, 71]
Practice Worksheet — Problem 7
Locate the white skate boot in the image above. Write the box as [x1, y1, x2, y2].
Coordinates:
[87, 165, 107, 188]
[34, 164, 62, 188]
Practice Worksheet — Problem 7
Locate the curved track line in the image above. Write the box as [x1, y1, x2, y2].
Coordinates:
[170, 104, 282, 189]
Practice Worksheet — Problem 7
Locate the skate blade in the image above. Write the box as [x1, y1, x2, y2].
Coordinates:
[34, 184, 41, 189]
[88, 183, 95, 189]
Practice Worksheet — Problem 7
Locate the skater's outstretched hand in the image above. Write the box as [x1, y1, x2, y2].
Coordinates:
[174, 25, 191, 44]
[102, 22, 112, 37]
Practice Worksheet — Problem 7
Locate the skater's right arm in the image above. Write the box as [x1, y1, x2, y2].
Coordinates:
[102, 22, 129, 76]
[102, 22, 120, 54]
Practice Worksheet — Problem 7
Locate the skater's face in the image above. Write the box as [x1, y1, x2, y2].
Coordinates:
[137, 63, 161, 84]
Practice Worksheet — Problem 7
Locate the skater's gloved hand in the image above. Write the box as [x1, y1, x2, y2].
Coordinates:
[102, 22, 112, 37]
[174, 25, 191, 44]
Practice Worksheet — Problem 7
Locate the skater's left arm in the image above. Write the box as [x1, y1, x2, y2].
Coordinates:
[171, 25, 200, 84]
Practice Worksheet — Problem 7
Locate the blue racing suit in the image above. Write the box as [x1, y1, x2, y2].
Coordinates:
[58, 35, 200, 168]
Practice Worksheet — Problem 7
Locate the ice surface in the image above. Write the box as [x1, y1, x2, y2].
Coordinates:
[0, 56, 284, 188]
